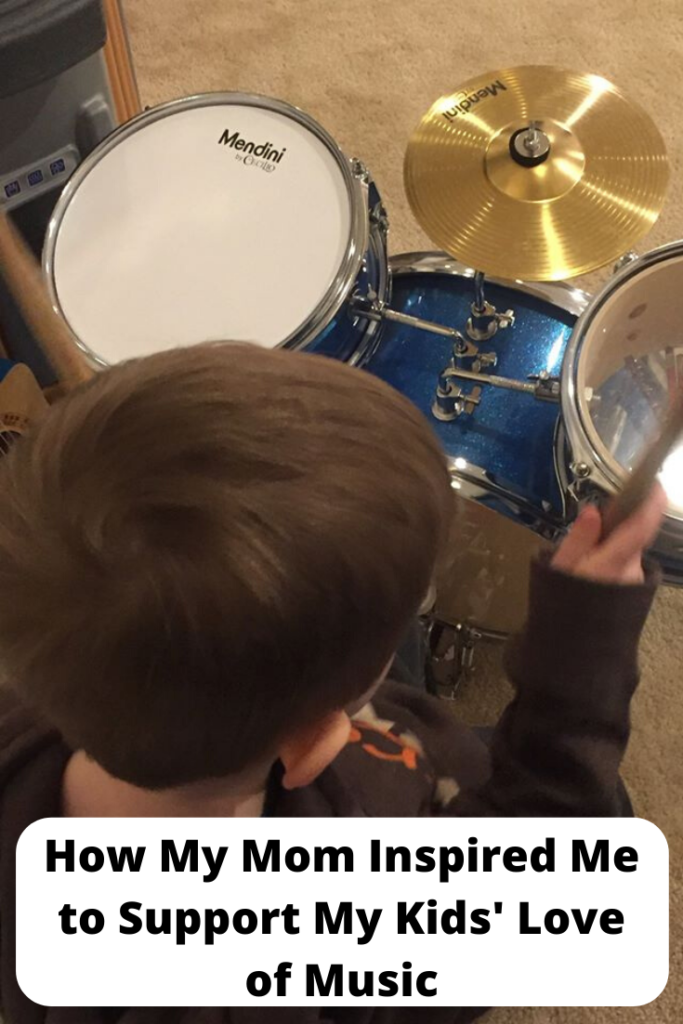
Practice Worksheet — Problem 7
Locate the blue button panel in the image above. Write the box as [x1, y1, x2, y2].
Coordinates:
[0, 146, 78, 210]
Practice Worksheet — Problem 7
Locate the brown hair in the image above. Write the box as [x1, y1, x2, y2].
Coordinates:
[0, 343, 450, 787]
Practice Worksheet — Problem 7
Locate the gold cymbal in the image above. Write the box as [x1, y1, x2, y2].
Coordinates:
[404, 66, 670, 281]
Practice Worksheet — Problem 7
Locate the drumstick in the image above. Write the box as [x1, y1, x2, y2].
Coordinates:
[0, 210, 94, 390]
[600, 393, 683, 538]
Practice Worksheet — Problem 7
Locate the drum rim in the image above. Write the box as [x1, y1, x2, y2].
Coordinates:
[42, 91, 369, 367]
[389, 251, 591, 315]
[562, 239, 683, 522]
[347, 206, 391, 367]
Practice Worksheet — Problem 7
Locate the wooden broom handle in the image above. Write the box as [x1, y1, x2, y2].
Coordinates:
[103, 0, 141, 124]
[0, 211, 94, 389]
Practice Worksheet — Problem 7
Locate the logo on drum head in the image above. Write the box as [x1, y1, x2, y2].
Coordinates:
[218, 130, 286, 173]
[441, 80, 507, 122]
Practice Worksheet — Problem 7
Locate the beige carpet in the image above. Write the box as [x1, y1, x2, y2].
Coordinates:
[124, 2, 681, 1019]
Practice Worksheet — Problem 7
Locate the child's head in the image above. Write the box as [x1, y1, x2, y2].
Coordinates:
[0, 344, 450, 790]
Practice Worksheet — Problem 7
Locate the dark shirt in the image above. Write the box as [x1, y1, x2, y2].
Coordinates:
[0, 559, 658, 1024]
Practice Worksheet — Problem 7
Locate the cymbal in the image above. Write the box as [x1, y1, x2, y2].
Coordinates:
[404, 66, 670, 281]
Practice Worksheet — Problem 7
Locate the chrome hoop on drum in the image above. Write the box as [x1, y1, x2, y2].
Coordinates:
[43, 93, 388, 368]
[365, 253, 590, 649]
[562, 240, 683, 585]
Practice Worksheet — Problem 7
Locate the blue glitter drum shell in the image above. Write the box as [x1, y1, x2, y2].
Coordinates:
[365, 261, 582, 532]
[302, 181, 388, 366]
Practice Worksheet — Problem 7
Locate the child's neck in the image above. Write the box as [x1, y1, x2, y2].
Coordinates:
[61, 751, 271, 818]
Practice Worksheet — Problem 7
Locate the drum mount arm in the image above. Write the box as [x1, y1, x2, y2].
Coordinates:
[352, 291, 497, 365]
[433, 364, 560, 421]
[352, 290, 556, 421]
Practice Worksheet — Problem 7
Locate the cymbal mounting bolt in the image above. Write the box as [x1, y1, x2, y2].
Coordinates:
[510, 121, 551, 167]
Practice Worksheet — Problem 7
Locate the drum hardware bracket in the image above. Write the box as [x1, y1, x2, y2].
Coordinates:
[370, 200, 389, 235]
[351, 156, 390, 236]
[564, 464, 599, 511]
[432, 365, 560, 420]
[466, 271, 515, 341]
[351, 158, 370, 184]
[467, 301, 516, 341]
[566, 462, 595, 503]
[473, 354, 498, 371]
[612, 250, 639, 274]
[351, 291, 479, 352]
[424, 619, 503, 700]
[432, 379, 482, 421]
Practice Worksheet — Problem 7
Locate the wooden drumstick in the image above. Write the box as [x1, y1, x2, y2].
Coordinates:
[0, 210, 94, 390]
[600, 393, 683, 538]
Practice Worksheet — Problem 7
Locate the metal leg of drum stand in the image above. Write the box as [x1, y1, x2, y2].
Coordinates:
[423, 618, 483, 700]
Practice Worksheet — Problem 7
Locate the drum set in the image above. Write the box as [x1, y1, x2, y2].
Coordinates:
[40, 66, 682, 694]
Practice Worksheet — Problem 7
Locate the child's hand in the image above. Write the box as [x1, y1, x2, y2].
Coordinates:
[551, 482, 667, 585]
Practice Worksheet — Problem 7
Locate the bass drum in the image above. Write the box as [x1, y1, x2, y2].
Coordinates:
[366, 253, 590, 673]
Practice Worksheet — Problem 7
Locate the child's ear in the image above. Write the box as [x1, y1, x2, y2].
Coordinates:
[279, 711, 352, 790]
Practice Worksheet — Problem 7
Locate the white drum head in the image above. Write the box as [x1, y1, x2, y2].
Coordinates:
[45, 97, 359, 363]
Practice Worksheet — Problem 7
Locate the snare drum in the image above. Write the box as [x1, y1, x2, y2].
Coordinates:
[43, 94, 388, 368]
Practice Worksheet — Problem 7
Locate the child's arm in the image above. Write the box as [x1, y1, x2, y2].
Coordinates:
[445, 484, 666, 817]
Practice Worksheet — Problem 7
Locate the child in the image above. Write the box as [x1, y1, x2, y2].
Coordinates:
[0, 342, 664, 1023]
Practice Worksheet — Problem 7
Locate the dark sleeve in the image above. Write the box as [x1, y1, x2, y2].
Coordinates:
[443, 557, 658, 817]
